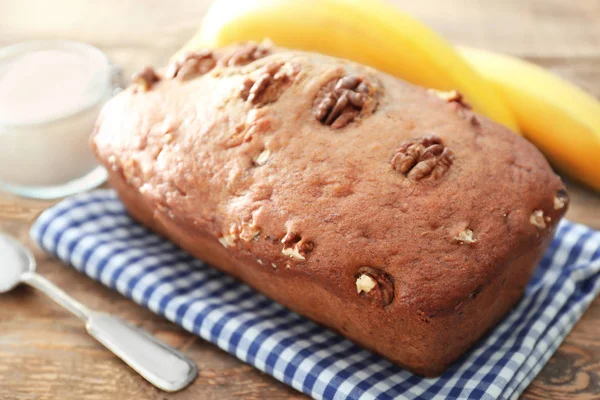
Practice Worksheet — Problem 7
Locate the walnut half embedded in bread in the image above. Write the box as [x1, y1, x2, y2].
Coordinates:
[93, 43, 567, 376]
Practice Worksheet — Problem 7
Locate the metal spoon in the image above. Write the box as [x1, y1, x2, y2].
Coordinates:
[0, 232, 198, 392]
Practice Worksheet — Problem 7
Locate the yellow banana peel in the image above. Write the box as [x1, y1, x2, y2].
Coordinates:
[459, 46, 600, 191]
[184, 0, 518, 131]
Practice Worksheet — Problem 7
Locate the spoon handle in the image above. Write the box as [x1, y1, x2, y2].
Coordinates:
[22, 272, 198, 392]
[86, 313, 198, 392]
[22, 272, 91, 321]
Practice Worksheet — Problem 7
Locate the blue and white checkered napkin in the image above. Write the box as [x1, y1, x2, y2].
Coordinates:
[30, 190, 600, 400]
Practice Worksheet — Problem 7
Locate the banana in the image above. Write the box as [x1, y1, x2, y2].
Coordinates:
[182, 0, 600, 190]
[184, 0, 518, 131]
[459, 46, 600, 191]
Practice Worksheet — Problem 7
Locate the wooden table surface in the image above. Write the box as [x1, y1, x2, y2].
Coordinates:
[1, 0, 599, 398]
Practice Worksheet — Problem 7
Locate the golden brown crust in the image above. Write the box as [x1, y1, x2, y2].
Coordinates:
[92, 43, 568, 376]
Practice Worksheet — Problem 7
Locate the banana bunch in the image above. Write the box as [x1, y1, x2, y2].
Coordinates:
[182, 0, 600, 191]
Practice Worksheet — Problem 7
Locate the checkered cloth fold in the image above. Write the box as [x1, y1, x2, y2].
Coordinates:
[30, 190, 600, 400]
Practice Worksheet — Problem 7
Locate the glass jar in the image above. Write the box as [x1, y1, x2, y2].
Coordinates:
[0, 40, 118, 199]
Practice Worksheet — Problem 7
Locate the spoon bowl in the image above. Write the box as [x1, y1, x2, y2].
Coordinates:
[0, 232, 35, 293]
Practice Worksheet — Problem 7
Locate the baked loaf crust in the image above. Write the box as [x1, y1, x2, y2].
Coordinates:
[92, 43, 568, 376]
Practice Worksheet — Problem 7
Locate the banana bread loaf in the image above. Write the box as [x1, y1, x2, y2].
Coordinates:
[91, 43, 568, 376]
